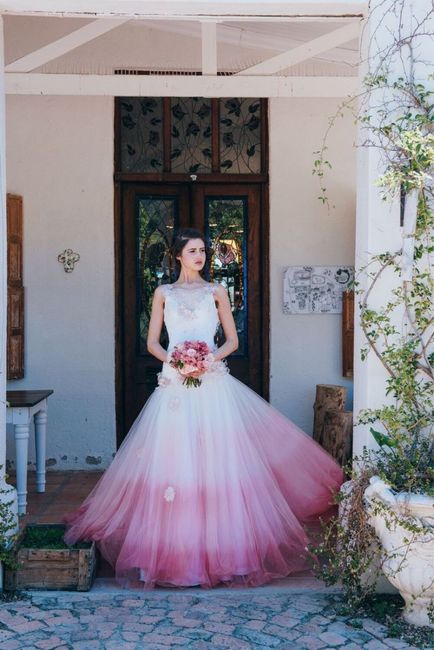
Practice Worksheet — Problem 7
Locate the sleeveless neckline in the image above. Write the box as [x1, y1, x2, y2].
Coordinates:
[167, 283, 214, 291]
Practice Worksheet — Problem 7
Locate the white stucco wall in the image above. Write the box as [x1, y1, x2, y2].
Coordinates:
[269, 98, 356, 433]
[6, 95, 116, 470]
[4, 93, 355, 470]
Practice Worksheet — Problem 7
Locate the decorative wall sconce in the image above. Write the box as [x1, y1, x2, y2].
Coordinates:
[58, 248, 80, 273]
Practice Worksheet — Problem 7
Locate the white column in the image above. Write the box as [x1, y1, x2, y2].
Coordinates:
[0, 14, 18, 554]
[0, 18, 7, 478]
[353, 0, 434, 456]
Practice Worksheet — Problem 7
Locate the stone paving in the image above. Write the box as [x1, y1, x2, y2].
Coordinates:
[0, 582, 427, 650]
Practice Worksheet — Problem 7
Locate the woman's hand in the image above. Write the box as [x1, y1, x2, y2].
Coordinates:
[186, 369, 205, 379]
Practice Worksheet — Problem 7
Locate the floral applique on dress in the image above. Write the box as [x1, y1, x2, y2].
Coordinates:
[163, 486, 176, 502]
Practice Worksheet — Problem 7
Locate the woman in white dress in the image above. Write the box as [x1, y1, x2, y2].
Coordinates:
[64, 228, 343, 589]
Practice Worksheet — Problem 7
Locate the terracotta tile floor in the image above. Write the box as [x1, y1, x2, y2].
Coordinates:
[10, 470, 103, 528]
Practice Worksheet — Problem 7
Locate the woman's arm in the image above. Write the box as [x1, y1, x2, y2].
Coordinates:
[213, 284, 239, 361]
[147, 286, 169, 362]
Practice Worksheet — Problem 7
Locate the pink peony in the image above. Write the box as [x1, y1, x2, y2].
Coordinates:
[168, 340, 212, 387]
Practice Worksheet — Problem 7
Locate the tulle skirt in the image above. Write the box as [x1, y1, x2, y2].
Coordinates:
[64, 367, 343, 589]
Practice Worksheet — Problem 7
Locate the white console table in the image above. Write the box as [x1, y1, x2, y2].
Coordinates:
[6, 389, 54, 515]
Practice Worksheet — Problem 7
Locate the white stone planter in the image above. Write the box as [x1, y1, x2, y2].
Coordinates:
[364, 476, 434, 628]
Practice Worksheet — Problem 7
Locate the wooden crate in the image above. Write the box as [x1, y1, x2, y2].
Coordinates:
[5, 524, 96, 591]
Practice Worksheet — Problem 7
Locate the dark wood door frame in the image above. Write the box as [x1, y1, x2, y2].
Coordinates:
[114, 180, 269, 447]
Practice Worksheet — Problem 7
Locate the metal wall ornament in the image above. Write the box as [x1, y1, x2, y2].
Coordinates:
[58, 249, 80, 273]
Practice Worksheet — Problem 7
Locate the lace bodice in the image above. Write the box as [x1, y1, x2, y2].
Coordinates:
[162, 283, 220, 352]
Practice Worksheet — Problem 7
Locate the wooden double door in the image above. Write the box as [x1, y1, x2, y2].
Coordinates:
[119, 182, 268, 439]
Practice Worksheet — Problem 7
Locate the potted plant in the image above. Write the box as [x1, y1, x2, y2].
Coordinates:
[5, 524, 96, 591]
[4, 523, 96, 592]
[311, 72, 434, 631]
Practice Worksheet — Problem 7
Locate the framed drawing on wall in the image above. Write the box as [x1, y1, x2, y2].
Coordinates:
[283, 266, 354, 315]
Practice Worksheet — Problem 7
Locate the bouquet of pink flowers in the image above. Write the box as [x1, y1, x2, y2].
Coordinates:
[169, 340, 214, 388]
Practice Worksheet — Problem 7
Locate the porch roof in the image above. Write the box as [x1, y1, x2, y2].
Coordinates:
[2, 1, 363, 98]
[0, 1, 368, 19]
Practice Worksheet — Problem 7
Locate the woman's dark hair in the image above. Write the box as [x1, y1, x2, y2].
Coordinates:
[171, 228, 212, 281]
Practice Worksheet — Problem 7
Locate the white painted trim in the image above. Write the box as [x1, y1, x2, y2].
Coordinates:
[5, 72, 358, 97]
[237, 21, 360, 75]
[0, 20, 18, 531]
[0, 1, 369, 19]
[0, 16, 6, 477]
[201, 21, 217, 75]
[144, 20, 360, 66]
[5, 18, 130, 72]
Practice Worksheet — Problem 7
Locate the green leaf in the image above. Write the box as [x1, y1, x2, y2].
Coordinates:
[370, 427, 398, 448]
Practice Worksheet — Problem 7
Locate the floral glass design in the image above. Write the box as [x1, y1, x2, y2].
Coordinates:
[136, 197, 177, 353]
[120, 98, 164, 172]
[171, 97, 212, 173]
[219, 98, 261, 173]
[118, 97, 264, 174]
[206, 198, 247, 355]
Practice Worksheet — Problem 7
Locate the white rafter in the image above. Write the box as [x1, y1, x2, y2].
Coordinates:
[237, 20, 360, 75]
[0, 1, 368, 19]
[5, 18, 130, 72]
[5, 72, 358, 97]
[201, 21, 217, 75]
[143, 20, 360, 67]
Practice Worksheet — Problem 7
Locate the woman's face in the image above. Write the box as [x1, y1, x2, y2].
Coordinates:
[177, 238, 206, 272]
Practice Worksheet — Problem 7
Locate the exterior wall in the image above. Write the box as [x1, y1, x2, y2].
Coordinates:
[6, 95, 116, 470]
[353, 0, 434, 455]
[269, 97, 356, 433]
[5, 93, 356, 470]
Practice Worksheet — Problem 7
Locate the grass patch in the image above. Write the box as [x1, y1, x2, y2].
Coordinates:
[20, 525, 90, 550]
[329, 594, 434, 649]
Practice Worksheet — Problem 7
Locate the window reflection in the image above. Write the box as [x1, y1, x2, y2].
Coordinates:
[206, 198, 247, 355]
[136, 197, 176, 353]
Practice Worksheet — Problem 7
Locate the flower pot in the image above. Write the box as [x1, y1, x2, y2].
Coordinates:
[4, 524, 96, 592]
[364, 476, 434, 628]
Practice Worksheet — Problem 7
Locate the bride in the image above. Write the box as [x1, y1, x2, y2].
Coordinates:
[64, 228, 343, 588]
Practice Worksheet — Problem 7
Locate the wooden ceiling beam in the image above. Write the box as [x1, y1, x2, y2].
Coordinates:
[5, 18, 129, 72]
[5, 72, 358, 97]
[201, 21, 217, 75]
[237, 21, 360, 75]
[0, 1, 368, 19]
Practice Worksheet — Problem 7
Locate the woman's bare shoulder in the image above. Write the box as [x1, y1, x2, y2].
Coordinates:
[154, 284, 170, 299]
[210, 282, 228, 298]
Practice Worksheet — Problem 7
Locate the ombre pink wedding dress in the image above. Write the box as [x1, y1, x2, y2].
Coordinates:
[64, 283, 343, 588]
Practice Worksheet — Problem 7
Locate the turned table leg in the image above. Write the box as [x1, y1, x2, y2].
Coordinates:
[34, 409, 47, 493]
[14, 422, 30, 515]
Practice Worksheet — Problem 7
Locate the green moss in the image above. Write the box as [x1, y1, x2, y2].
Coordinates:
[20, 525, 90, 550]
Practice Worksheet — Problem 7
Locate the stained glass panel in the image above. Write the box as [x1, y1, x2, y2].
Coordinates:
[219, 98, 261, 173]
[171, 97, 212, 173]
[136, 197, 177, 354]
[206, 198, 247, 355]
[120, 98, 164, 172]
